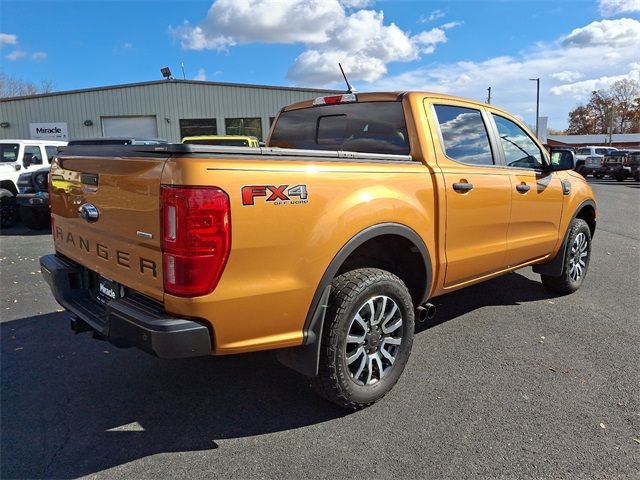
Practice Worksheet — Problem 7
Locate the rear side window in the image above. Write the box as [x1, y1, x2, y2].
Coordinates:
[270, 101, 410, 155]
[595, 148, 608, 155]
[433, 105, 493, 166]
[576, 148, 591, 155]
[45, 146, 58, 162]
[0, 143, 19, 162]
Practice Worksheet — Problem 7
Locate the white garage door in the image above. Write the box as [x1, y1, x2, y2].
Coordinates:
[101, 116, 158, 139]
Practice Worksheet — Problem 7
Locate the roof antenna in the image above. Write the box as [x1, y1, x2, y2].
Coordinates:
[339, 63, 356, 94]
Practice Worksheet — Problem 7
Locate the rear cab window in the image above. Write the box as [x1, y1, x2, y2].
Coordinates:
[270, 101, 410, 156]
[185, 139, 250, 147]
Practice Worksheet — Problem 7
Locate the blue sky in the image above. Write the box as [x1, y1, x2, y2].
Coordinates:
[2, 0, 639, 129]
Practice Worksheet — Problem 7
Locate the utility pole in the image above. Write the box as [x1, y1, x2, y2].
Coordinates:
[609, 104, 614, 146]
[486, 87, 491, 104]
[529, 78, 540, 138]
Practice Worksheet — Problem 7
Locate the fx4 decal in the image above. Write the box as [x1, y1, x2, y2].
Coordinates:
[241, 184, 309, 206]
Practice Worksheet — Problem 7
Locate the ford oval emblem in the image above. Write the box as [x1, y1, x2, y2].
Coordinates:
[78, 203, 100, 223]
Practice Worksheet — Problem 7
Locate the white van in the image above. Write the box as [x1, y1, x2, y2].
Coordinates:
[0, 139, 67, 227]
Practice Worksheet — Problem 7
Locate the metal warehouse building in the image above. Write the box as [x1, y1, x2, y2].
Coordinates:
[0, 80, 338, 143]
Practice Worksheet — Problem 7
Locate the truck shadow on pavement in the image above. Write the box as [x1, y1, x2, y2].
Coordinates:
[0, 224, 50, 237]
[415, 271, 554, 334]
[1, 272, 552, 478]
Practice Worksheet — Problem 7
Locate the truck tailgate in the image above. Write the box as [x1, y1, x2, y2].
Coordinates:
[50, 150, 169, 301]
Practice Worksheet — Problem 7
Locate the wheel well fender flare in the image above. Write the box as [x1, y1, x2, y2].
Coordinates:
[0, 182, 18, 196]
[0, 187, 16, 199]
[277, 222, 433, 377]
[533, 199, 596, 277]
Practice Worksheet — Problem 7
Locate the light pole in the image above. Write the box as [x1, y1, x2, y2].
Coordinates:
[486, 87, 491, 104]
[529, 78, 540, 138]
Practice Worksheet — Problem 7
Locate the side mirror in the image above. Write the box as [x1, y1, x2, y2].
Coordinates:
[550, 150, 574, 171]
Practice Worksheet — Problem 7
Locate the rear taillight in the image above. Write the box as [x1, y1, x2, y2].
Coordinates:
[49, 179, 55, 239]
[161, 185, 231, 297]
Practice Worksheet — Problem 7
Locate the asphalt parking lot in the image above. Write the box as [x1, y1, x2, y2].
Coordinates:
[1, 179, 639, 479]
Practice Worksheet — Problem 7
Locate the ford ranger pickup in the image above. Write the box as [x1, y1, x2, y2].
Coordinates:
[40, 92, 597, 409]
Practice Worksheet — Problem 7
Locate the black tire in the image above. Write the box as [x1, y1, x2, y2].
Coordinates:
[541, 218, 591, 294]
[0, 191, 18, 228]
[312, 268, 415, 409]
[19, 205, 50, 230]
[614, 171, 628, 182]
[576, 166, 586, 177]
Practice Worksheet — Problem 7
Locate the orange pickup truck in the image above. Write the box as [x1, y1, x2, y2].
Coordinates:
[41, 92, 596, 408]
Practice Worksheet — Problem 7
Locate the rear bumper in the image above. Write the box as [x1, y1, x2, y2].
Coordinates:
[40, 254, 212, 358]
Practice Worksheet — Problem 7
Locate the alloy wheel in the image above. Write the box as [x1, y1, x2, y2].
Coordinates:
[344, 295, 403, 386]
[569, 232, 588, 282]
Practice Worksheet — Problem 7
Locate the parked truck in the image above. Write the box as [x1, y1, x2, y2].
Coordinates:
[40, 92, 597, 408]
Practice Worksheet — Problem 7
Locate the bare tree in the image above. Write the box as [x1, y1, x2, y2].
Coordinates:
[0, 73, 56, 98]
[40, 79, 56, 94]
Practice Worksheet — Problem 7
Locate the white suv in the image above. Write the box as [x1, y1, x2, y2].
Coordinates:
[0, 139, 67, 227]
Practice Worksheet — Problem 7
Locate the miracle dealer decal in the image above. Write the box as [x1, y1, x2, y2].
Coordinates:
[241, 184, 308, 206]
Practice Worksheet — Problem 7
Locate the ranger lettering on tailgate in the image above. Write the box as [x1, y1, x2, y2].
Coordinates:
[53, 226, 158, 278]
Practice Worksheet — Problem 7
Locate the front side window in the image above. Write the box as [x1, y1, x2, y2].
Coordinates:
[225, 117, 263, 140]
[576, 148, 591, 155]
[0, 143, 19, 163]
[433, 105, 493, 166]
[493, 115, 544, 169]
[23, 146, 43, 165]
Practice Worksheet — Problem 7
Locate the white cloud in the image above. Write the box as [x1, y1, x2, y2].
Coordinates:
[1, 32, 47, 61]
[175, 0, 454, 84]
[194, 68, 207, 81]
[0, 33, 17, 47]
[340, 0, 375, 8]
[551, 70, 584, 82]
[441, 22, 462, 30]
[428, 9, 445, 22]
[5, 50, 26, 61]
[562, 18, 640, 48]
[368, 18, 640, 128]
[549, 67, 640, 96]
[174, 0, 345, 49]
[599, 0, 640, 16]
[123, 42, 133, 49]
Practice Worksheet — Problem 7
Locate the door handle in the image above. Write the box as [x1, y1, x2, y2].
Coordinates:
[516, 183, 531, 193]
[452, 182, 473, 193]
